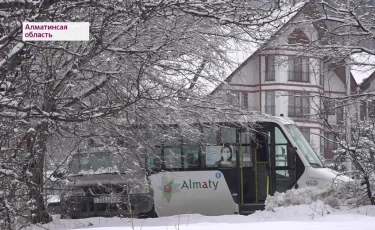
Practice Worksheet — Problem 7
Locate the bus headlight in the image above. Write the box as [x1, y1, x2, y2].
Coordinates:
[129, 184, 150, 194]
[64, 187, 85, 197]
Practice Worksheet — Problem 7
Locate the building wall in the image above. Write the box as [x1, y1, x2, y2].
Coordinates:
[309, 128, 322, 155]
[230, 56, 259, 86]
[361, 85, 375, 121]
[323, 69, 346, 92]
[248, 92, 260, 110]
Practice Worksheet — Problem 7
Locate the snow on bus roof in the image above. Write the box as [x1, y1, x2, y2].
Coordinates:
[118, 112, 297, 129]
[164, 113, 297, 126]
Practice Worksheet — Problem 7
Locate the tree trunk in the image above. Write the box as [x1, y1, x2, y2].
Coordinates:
[27, 121, 52, 224]
[363, 176, 375, 205]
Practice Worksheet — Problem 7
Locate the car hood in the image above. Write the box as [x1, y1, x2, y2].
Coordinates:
[66, 172, 146, 187]
[312, 167, 353, 184]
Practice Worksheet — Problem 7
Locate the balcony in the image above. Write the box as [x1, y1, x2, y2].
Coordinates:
[264, 105, 275, 115]
[288, 106, 310, 118]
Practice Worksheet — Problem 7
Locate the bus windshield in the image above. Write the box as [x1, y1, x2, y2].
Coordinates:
[284, 125, 324, 168]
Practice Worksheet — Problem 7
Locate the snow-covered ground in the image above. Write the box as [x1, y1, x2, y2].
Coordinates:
[28, 201, 375, 230]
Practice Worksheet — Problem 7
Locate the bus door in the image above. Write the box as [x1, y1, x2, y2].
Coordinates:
[269, 124, 297, 194]
[238, 128, 271, 214]
[238, 130, 255, 204]
[238, 129, 270, 204]
[253, 131, 271, 202]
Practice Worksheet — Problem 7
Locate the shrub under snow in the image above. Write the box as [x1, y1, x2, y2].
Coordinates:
[265, 181, 371, 211]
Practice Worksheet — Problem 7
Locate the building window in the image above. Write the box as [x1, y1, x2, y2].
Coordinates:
[336, 108, 344, 124]
[300, 128, 310, 142]
[288, 92, 309, 118]
[226, 91, 239, 105]
[265, 56, 275, 81]
[241, 92, 248, 110]
[319, 72, 324, 86]
[324, 133, 337, 160]
[265, 91, 275, 115]
[336, 102, 344, 124]
[325, 133, 337, 149]
[322, 97, 335, 116]
[288, 57, 309, 82]
[320, 130, 324, 155]
[369, 100, 375, 119]
[319, 60, 324, 86]
[360, 101, 367, 121]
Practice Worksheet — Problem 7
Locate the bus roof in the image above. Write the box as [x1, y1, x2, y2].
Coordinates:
[183, 113, 297, 126]
[257, 115, 296, 125]
[120, 113, 297, 129]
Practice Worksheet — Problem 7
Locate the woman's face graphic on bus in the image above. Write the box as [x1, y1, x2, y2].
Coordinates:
[221, 147, 231, 161]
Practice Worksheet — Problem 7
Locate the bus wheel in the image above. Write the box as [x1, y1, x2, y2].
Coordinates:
[138, 205, 157, 219]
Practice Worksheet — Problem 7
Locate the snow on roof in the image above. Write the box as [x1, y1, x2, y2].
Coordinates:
[0, 43, 24, 68]
[350, 53, 375, 84]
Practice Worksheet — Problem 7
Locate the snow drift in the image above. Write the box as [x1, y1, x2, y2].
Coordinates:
[265, 181, 370, 210]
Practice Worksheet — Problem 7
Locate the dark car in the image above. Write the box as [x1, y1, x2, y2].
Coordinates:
[58, 149, 155, 219]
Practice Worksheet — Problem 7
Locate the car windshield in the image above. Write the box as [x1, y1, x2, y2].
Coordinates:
[285, 125, 324, 168]
[69, 152, 142, 175]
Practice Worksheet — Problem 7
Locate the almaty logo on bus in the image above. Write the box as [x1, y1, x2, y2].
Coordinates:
[159, 175, 219, 202]
[180, 179, 218, 190]
[159, 176, 180, 203]
[159, 176, 181, 202]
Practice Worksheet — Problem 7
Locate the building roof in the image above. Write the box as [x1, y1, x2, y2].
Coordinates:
[360, 70, 375, 91]
[330, 65, 358, 91]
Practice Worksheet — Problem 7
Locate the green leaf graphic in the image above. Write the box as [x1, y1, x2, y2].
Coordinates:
[165, 192, 172, 202]
[168, 178, 174, 185]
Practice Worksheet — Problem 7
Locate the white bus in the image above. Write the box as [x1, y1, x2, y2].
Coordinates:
[146, 115, 350, 216]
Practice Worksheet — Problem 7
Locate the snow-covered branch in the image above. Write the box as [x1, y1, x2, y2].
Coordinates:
[0, 42, 24, 68]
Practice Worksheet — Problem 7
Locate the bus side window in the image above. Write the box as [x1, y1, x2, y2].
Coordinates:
[182, 144, 200, 168]
[147, 158, 155, 167]
[147, 147, 162, 169]
[164, 147, 182, 169]
[240, 131, 253, 167]
[203, 128, 217, 144]
[275, 127, 289, 167]
[221, 127, 236, 143]
[256, 133, 269, 163]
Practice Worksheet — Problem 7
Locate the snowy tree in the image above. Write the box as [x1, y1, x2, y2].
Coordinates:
[0, 0, 303, 227]
[321, 115, 375, 205]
